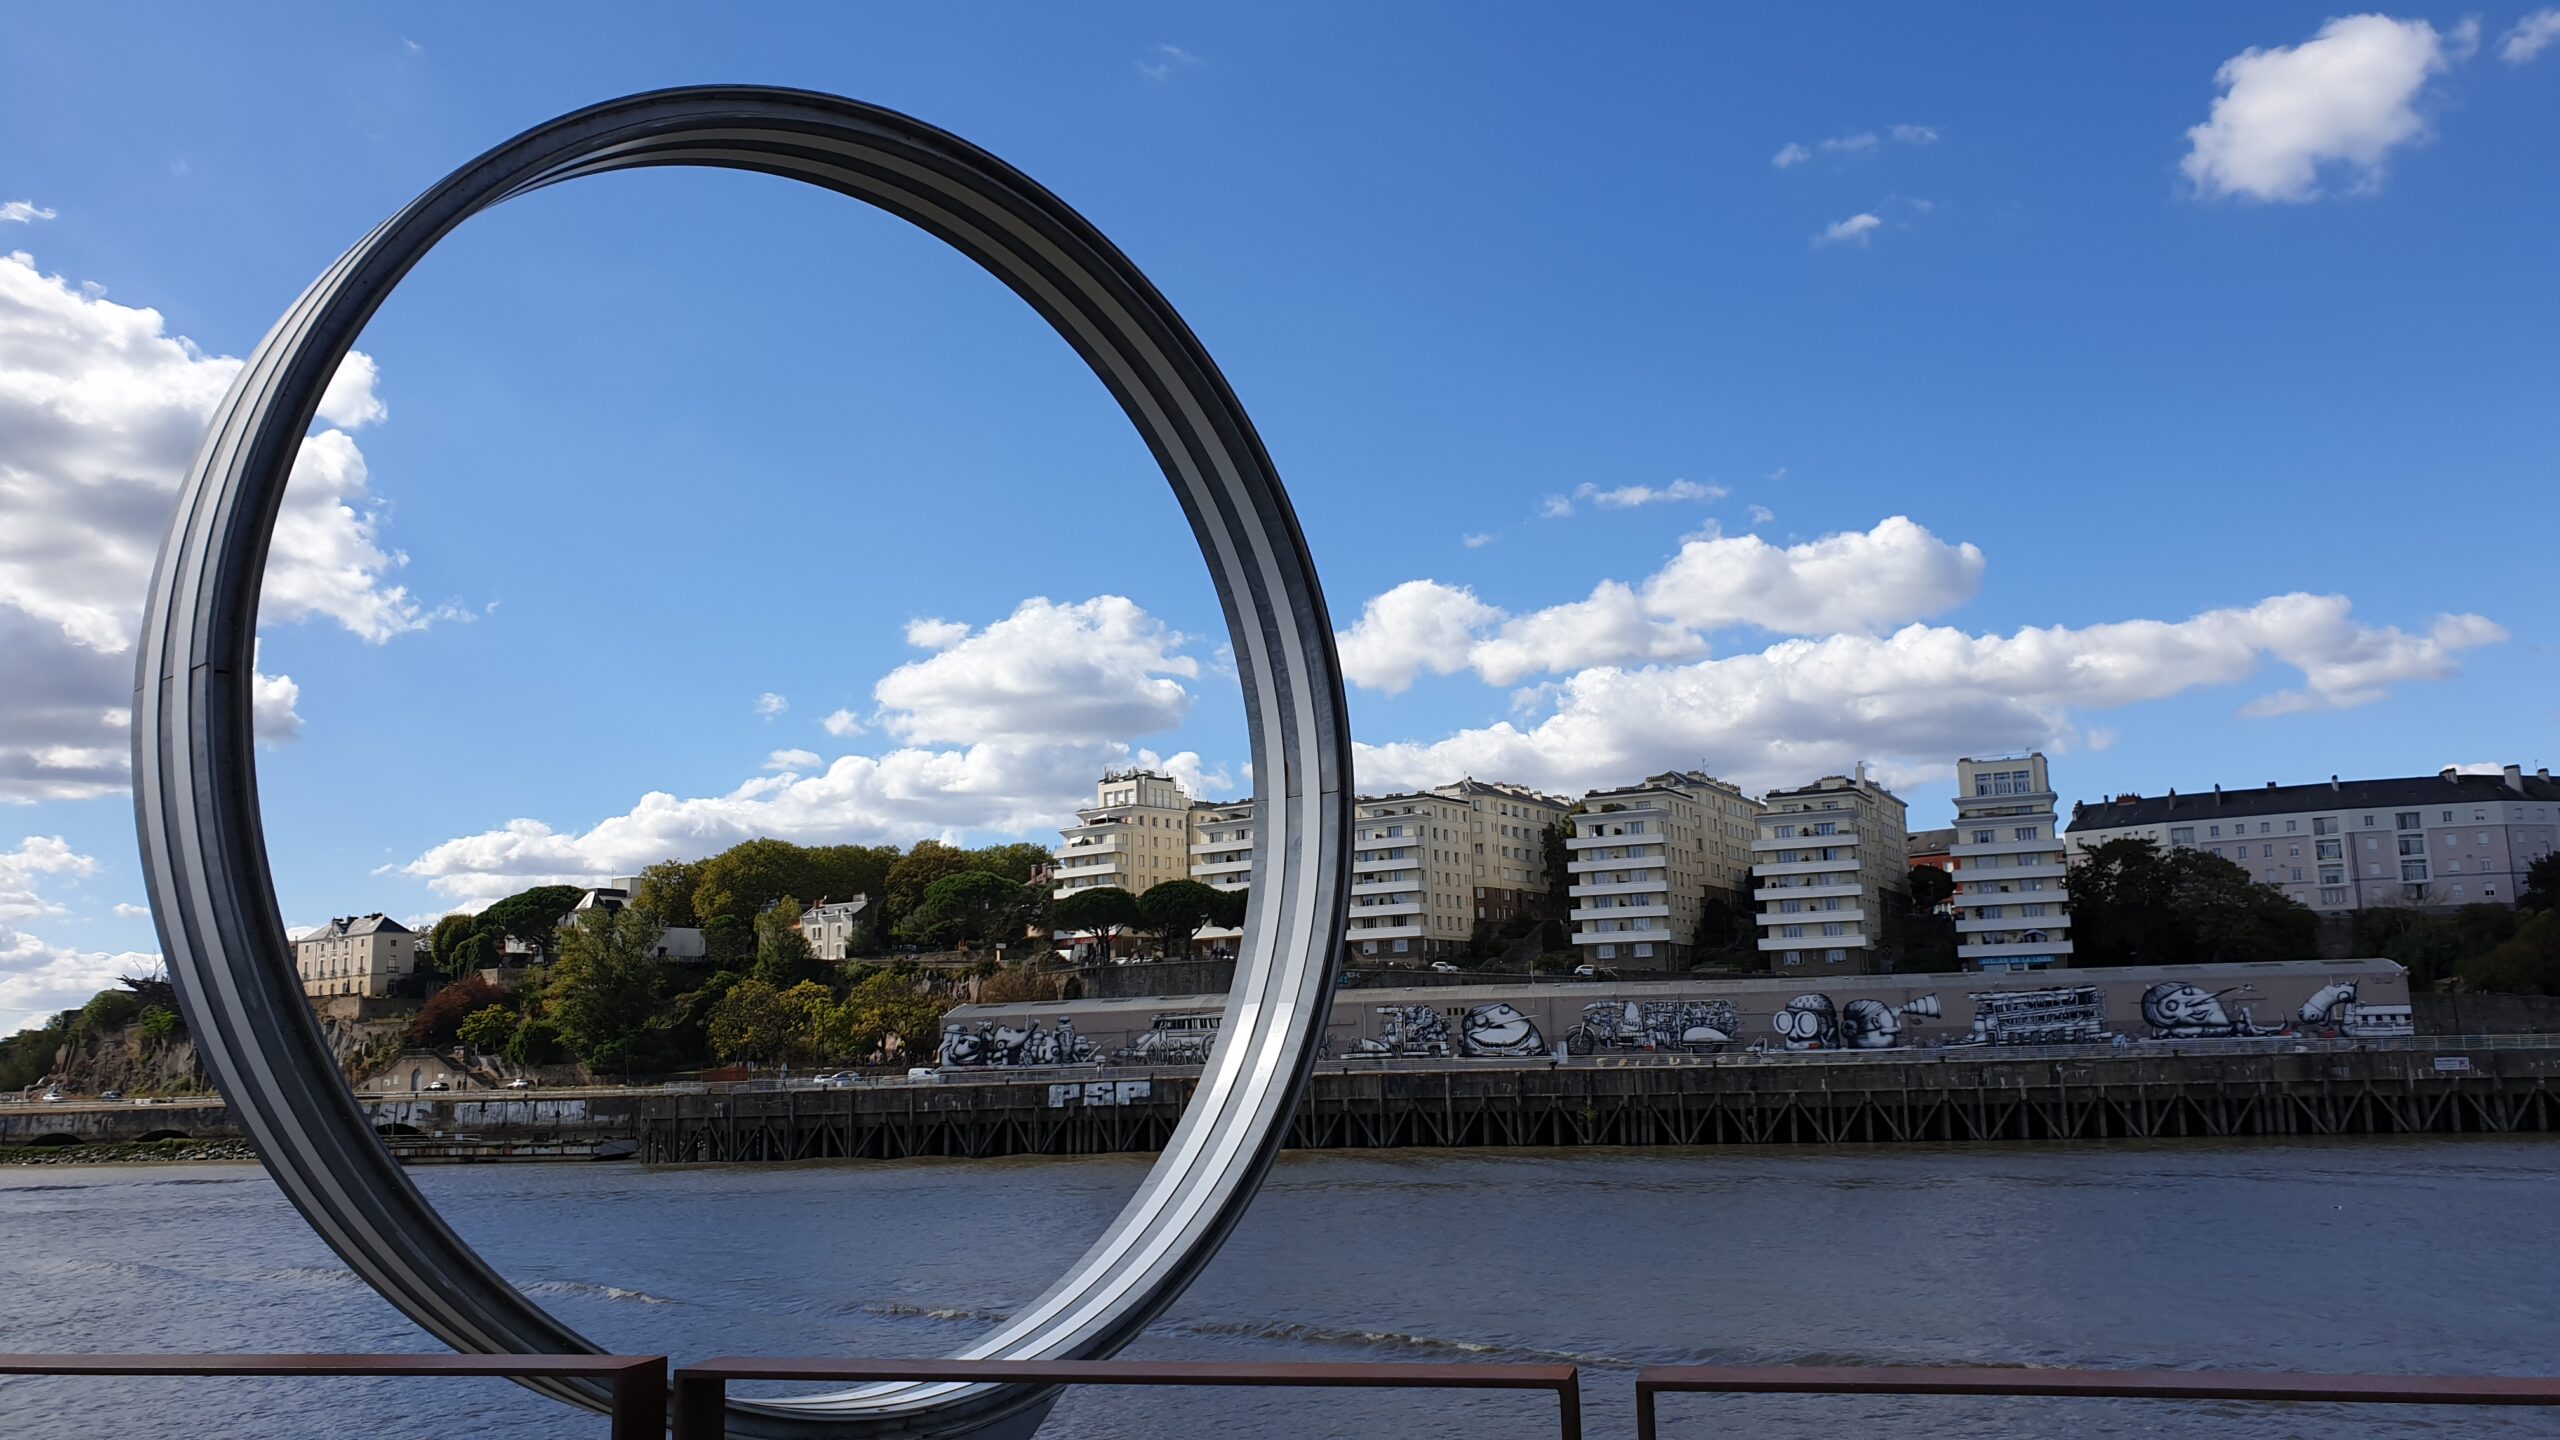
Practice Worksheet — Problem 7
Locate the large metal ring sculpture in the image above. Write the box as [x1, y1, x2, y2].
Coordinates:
[133, 86, 1351, 1439]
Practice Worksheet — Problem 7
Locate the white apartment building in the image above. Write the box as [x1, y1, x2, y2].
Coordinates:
[1751, 769, 1910, 978]
[295, 914, 419, 999]
[1568, 772, 1764, 968]
[1188, 798, 1256, 945]
[2065, 765, 2560, 913]
[1440, 778, 1577, 929]
[1950, 754, 2074, 972]
[798, 896, 873, 961]
[1053, 768, 1197, 900]
[1347, 790, 1479, 960]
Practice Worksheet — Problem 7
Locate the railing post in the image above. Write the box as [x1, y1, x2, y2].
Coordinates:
[1557, 1370, 1583, 1440]
[672, 1369, 726, 1440]
[608, 1356, 668, 1440]
[1635, 1370, 1658, 1440]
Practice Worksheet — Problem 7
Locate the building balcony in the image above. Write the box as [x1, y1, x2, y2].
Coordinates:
[1754, 856, 1856, 877]
[1352, 854, 1415, 875]
[1959, 860, 2069, 884]
[1571, 923, 1669, 946]
[1960, 937, 2078, 960]
[1763, 906, 1866, 928]
[1571, 876, 1664, 898]
[1350, 898, 1425, 918]
[1346, 921, 1427, 942]
[1758, 932, 1872, 951]
[1949, 834, 2061, 858]
[1954, 913, 2066, 933]
[1752, 829, 1858, 850]
[1566, 851, 1664, 871]
[1567, 829, 1662, 851]
[1754, 879, 1863, 903]
[1570, 902, 1671, 924]
[1350, 879, 1419, 899]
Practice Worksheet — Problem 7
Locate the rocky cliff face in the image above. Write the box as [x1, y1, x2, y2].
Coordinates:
[50, 1008, 416, 1096]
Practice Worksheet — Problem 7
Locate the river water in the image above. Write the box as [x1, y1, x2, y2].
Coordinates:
[2, 1138, 2554, 1438]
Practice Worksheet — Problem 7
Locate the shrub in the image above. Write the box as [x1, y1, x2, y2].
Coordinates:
[409, 977, 514, 1047]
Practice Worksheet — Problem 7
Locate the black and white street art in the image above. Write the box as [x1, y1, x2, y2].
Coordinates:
[1953, 986, 2114, 1046]
[1768, 993, 1943, 1050]
[1348, 1005, 1453, 1059]
[1461, 1003, 1545, 1057]
[2296, 981, 2416, 1038]
[1120, 1011, 1223, 1064]
[939, 1016, 1099, 1068]
[1563, 999, 1742, 1054]
[2139, 981, 2283, 1040]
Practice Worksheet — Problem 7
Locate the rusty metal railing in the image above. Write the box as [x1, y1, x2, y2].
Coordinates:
[0, 1353, 666, 1439]
[671, 1357, 1581, 1440]
[1634, 1364, 2560, 1439]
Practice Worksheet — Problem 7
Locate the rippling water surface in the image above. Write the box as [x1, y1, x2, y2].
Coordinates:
[3, 1137, 2554, 1437]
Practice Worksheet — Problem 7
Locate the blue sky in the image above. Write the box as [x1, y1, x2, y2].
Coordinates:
[3, 5, 2555, 1029]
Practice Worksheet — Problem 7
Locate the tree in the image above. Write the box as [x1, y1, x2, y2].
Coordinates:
[702, 914, 754, 970]
[409, 977, 513, 1047]
[1053, 887, 1141, 963]
[506, 1017, 565, 1067]
[631, 859, 705, 929]
[428, 914, 482, 975]
[1206, 886, 1249, 932]
[2068, 838, 2314, 968]
[845, 969, 947, 1062]
[1906, 864, 1955, 912]
[706, 978, 833, 1065]
[476, 885, 586, 961]
[456, 1005, 519, 1054]
[975, 963, 1060, 1004]
[2523, 854, 2560, 914]
[1537, 820, 1574, 923]
[2461, 911, 2560, 995]
[806, 843, 900, 908]
[1690, 895, 1749, 963]
[885, 841, 973, 935]
[966, 842, 1057, 885]
[138, 1006, 182, 1046]
[751, 899, 829, 987]
[545, 904, 667, 1075]
[692, 838, 821, 928]
[911, 871, 1032, 950]
[1136, 880, 1224, 959]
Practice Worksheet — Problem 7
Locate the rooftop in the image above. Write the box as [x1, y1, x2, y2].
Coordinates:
[2066, 766, 2560, 833]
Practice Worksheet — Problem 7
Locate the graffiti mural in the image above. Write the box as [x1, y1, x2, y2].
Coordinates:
[1564, 999, 1741, 1055]
[1460, 1003, 1545, 1058]
[2297, 981, 2416, 1039]
[940, 1016, 1098, 1068]
[1767, 993, 1942, 1050]
[1118, 1011, 1223, 1064]
[1953, 986, 2113, 1046]
[2140, 982, 2282, 1040]
[1348, 1006, 1453, 1059]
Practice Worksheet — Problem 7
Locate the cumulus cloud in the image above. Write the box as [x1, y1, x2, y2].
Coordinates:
[1538, 494, 1574, 520]
[1, 201, 57, 225]
[905, 617, 972, 650]
[1746, 504, 1776, 525]
[1137, 42, 1204, 82]
[1336, 517, 1984, 691]
[2502, 9, 2560, 62]
[1575, 479, 1726, 509]
[1461, 532, 1494, 549]
[1890, 124, 1940, 145]
[1771, 143, 1811, 168]
[1814, 213, 1883, 247]
[754, 692, 789, 718]
[0, 836, 155, 1033]
[0, 249, 431, 800]
[1353, 594, 2506, 799]
[2182, 14, 2470, 202]
[399, 595, 1217, 905]
[821, 708, 866, 737]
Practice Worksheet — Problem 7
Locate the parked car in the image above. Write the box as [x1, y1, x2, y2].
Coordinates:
[905, 1067, 943, 1083]
[504, 1078, 533, 1090]
[1573, 964, 1598, 977]
[41, 1088, 67, 1103]
[98, 1089, 123, 1101]
[424, 1080, 451, 1092]
[1429, 961, 1460, 973]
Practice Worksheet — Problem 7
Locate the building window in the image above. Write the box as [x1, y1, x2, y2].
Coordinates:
[2284, 820, 2298, 833]
[2209, 825, 2222, 838]
[2171, 827, 2195, 845]
[2396, 812, 2422, 830]
[2401, 862, 2429, 881]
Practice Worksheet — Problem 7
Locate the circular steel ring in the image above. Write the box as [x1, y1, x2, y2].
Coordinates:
[132, 86, 1351, 1439]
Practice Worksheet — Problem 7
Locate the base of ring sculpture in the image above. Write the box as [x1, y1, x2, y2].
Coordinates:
[133, 87, 1351, 1438]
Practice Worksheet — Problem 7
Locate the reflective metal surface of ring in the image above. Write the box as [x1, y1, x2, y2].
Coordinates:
[132, 86, 1352, 1439]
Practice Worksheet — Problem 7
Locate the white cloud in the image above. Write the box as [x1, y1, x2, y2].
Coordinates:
[2440, 760, 2509, 775]
[1891, 124, 1940, 144]
[1538, 494, 1574, 519]
[0, 249, 431, 800]
[1353, 593, 2505, 799]
[1337, 517, 1985, 691]
[1574, 479, 1727, 509]
[1461, 532, 1495, 549]
[0, 836, 95, 923]
[821, 708, 866, 737]
[402, 37, 424, 57]
[1137, 42, 1204, 81]
[1746, 504, 1776, 525]
[904, 617, 972, 650]
[2501, 9, 2560, 62]
[0, 836, 156, 1034]
[1, 202, 56, 225]
[755, 692, 789, 718]
[1814, 213, 1883, 247]
[111, 902, 150, 919]
[400, 595, 1215, 906]
[2182, 14, 2468, 202]
[1771, 143, 1811, 168]
[1822, 132, 1880, 155]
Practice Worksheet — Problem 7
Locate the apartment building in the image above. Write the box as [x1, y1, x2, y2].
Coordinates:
[1347, 790, 1480, 959]
[798, 897, 873, 961]
[1950, 754, 2074, 972]
[1440, 778, 1576, 929]
[1568, 771, 1764, 968]
[294, 914, 419, 999]
[1053, 768, 1197, 900]
[2064, 764, 2560, 913]
[1189, 798, 1257, 945]
[1751, 769, 1910, 978]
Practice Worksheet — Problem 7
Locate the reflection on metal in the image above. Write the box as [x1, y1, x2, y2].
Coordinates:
[132, 87, 1351, 1439]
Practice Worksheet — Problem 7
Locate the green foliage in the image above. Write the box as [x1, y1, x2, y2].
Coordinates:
[703, 913, 754, 970]
[910, 871, 1031, 950]
[2460, 911, 2560, 995]
[446, 931, 494, 974]
[428, 914, 481, 974]
[1136, 880, 1225, 958]
[845, 969, 947, 1062]
[885, 841, 972, 926]
[505, 1017, 565, 1067]
[1538, 819, 1574, 921]
[706, 977, 834, 1065]
[456, 1005, 519, 1054]
[1905, 864, 1956, 912]
[1053, 886, 1141, 962]
[750, 899, 830, 987]
[137, 1006, 182, 1045]
[631, 859, 704, 929]
[80, 988, 142, 1032]
[2523, 854, 2560, 914]
[409, 977, 514, 1047]
[545, 904, 667, 1073]
[1690, 896, 1749, 958]
[975, 962, 1060, 1004]
[965, 842, 1056, 885]
[476, 885, 586, 961]
[2352, 905, 2521, 990]
[1205, 885, 1248, 932]
[0, 1016, 68, 1091]
[1899, 914, 1959, 974]
[2067, 838, 2316, 968]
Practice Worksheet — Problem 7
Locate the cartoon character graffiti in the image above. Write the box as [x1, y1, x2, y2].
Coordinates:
[1460, 1003, 1545, 1058]
[2297, 981, 2416, 1038]
[1348, 1005, 1452, 1059]
[1953, 986, 2112, 1046]
[1841, 994, 1941, 1049]
[1564, 999, 1738, 1054]
[940, 1016, 1098, 1068]
[1119, 1011, 1222, 1064]
[1771, 994, 1840, 1050]
[2140, 982, 2280, 1040]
